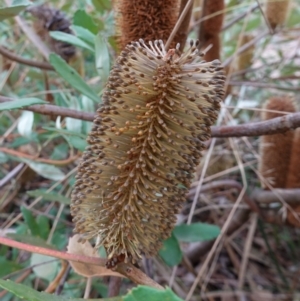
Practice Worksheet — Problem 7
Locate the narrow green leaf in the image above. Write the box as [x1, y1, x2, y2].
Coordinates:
[7, 233, 55, 250]
[159, 234, 182, 267]
[173, 223, 220, 242]
[21, 206, 40, 237]
[68, 136, 87, 151]
[0, 98, 46, 111]
[0, 258, 23, 278]
[27, 190, 70, 205]
[49, 31, 94, 52]
[0, 279, 123, 301]
[73, 10, 98, 34]
[36, 216, 50, 240]
[21, 159, 65, 181]
[71, 25, 96, 46]
[43, 126, 87, 139]
[0, 0, 31, 21]
[49, 54, 99, 103]
[95, 34, 110, 83]
[124, 286, 183, 301]
[92, 0, 111, 12]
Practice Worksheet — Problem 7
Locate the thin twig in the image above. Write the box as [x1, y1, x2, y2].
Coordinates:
[0, 163, 24, 188]
[0, 96, 94, 122]
[84, 277, 93, 299]
[1, 97, 300, 137]
[173, 0, 194, 51]
[0, 236, 163, 289]
[0, 46, 54, 71]
[221, 4, 259, 31]
[0, 147, 79, 166]
[165, 0, 194, 50]
[222, 30, 269, 67]
[255, 0, 274, 34]
[13, 15, 51, 59]
[229, 80, 300, 91]
[108, 277, 122, 297]
[251, 188, 300, 204]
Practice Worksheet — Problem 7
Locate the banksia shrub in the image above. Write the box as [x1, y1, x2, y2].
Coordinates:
[259, 96, 296, 189]
[265, 0, 291, 29]
[286, 128, 300, 188]
[71, 40, 225, 265]
[235, 34, 254, 71]
[28, 4, 76, 62]
[115, 0, 179, 51]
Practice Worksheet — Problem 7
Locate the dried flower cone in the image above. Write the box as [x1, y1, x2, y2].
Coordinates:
[259, 96, 296, 189]
[71, 40, 225, 265]
[265, 0, 291, 29]
[28, 4, 76, 62]
[235, 34, 254, 71]
[115, 0, 179, 51]
[200, 0, 224, 40]
[287, 205, 300, 228]
[203, 35, 221, 61]
[286, 128, 300, 188]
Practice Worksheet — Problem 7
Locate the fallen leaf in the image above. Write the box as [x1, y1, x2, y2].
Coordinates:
[67, 235, 123, 278]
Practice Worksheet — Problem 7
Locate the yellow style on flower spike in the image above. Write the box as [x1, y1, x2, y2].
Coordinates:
[71, 40, 225, 267]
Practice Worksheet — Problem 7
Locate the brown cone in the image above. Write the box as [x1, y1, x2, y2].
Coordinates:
[286, 128, 300, 188]
[259, 96, 296, 189]
[265, 0, 291, 29]
[115, 0, 179, 51]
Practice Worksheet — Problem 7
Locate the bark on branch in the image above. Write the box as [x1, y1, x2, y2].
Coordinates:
[1, 96, 300, 138]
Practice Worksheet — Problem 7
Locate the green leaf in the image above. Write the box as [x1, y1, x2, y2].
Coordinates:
[0, 98, 46, 111]
[43, 126, 86, 139]
[7, 233, 55, 250]
[92, 0, 111, 13]
[36, 216, 50, 240]
[73, 10, 98, 34]
[49, 31, 94, 52]
[21, 159, 65, 181]
[0, 0, 31, 21]
[173, 223, 220, 242]
[49, 54, 99, 103]
[0, 279, 123, 301]
[21, 206, 40, 237]
[95, 34, 110, 83]
[68, 136, 87, 151]
[124, 286, 183, 301]
[0, 258, 23, 278]
[31, 254, 59, 281]
[159, 234, 182, 267]
[27, 190, 70, 205]
[71, 25, 96, 46]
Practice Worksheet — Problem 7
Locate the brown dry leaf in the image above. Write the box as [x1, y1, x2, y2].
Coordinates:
[67, 235, 123, 278]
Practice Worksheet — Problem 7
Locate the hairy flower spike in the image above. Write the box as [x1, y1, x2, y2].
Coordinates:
[71, 40, 225, 266]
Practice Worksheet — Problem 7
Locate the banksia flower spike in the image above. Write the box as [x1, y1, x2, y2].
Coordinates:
[259, 96, 296, 189]
[286, 128, 300, 188]
[265, 0, 291, 30]
[71, 40, 225, 266]
[115, 0, 179, 51]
